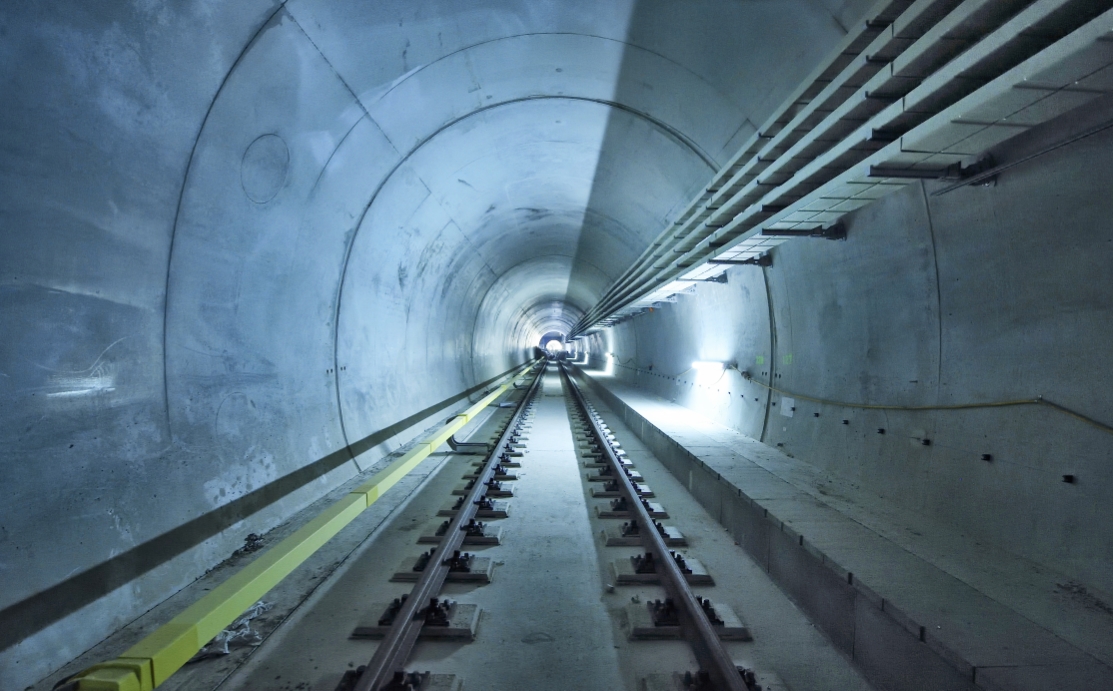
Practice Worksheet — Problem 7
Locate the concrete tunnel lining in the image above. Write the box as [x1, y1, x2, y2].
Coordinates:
[0, 1, 870, 686]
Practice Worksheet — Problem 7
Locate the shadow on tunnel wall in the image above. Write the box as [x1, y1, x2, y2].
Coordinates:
[560, 0, 721, 327]
[0, 364, 520, 652]
[560, 0, 867, 344]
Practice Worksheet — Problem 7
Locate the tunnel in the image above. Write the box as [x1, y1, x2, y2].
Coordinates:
[3, 1, 1113, 690]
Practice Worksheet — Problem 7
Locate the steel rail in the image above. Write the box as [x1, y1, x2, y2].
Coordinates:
[353, 363, 544, 691]
[560, 364, 747, 691]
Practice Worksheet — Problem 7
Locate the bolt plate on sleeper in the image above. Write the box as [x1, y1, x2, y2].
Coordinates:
[641, 670, 786, 691]
[611, 556, 713, 585]
[439, 500, 511, 518]
[592, 484, 653, 498]
[351, 603, 480, 641]
[596, 502, 667, 519]
[583, 458, 634, 469]
[336, 671, 462, 691]
[391, 556, 493, 583]
[473, 459, 521, 468]
[453, 484, 514, 497]
[418, 524, 503, 545]
[604, 525, 684, 546]
[624, 601, 750, 640]
[462, 472, 517, 482]
[587, 471, 643, 482]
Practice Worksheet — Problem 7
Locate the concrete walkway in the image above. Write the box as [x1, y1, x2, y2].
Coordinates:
[577, 367, 1113, 691]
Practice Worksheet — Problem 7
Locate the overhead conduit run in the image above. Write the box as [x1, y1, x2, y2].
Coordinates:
[572, 0, 1113, 333]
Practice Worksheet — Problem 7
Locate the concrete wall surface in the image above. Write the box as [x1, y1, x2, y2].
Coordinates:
[606, 123, 1113, 596]
[0, 0, 872, 687]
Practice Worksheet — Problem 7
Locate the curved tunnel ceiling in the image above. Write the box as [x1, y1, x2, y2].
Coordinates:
[165, 0, 858, 444]
[0, 5, 868, 677]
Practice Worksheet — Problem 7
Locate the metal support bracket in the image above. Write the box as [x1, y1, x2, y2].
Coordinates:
[762, 221, 845, 240]
[446, 434, 490, 455]
[708, 254, 772, 267]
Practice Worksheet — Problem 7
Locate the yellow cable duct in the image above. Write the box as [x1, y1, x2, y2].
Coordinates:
[72, 361, 539, 691]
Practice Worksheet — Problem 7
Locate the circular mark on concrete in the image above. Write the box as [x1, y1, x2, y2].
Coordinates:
[241, 134, 289, 203]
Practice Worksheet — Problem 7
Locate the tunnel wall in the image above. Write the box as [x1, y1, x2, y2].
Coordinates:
[0, 1, 876, 687]
[609, 126, 1113, 595]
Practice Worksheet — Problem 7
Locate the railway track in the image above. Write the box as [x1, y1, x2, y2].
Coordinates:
[561, 364, 762, 691]
[337, 364, 544, 691]
[327, 361, 766, 691]
[53, 360, 873, 691]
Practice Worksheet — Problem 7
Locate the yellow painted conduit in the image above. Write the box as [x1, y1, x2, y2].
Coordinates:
[73, 362, 538, 691]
